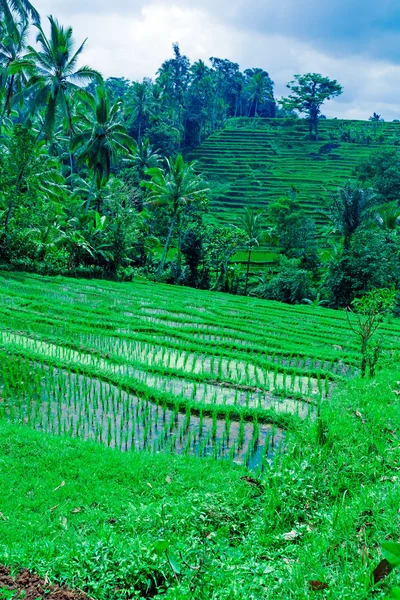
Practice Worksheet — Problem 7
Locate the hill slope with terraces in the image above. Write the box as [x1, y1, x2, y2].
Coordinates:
[188, 117, 400, 225]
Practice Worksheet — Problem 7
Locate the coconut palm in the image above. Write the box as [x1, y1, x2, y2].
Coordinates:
[237, 207, 263, 295]
[0, 0, 39, 37]
[328, 181, 376, 250]
[127, 81, 153, 144]
[247, 72, 267, 118]
[143, 154, 209, 276]
[0, 19, 31, 124]
[26, 15, 102, 140]
[190, 59, 209, 83]
[71, 86, 135, 211]
[131, 138, 161, 182]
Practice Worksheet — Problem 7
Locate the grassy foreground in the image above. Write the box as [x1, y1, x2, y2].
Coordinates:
[0, 367, 399, 599]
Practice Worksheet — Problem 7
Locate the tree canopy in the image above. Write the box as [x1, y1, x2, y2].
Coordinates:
[280, 73, 343, 140]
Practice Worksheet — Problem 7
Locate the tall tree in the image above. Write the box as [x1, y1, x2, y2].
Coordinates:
[244, 68, 275, 117]
[0, 0, 39, 37]
[26, 16, 102, 141]
[237, 207, 263, 294]
[0, 19, 31, 124]
[280, 73, 343, 140]
[143, 154, 208, 276]
[126, 80, 153, 144]
[71, 86, 135, 211]
[158, 43, 190, 128]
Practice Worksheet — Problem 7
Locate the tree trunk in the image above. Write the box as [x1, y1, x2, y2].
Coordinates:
[244, 246, 252, 295]
[176, 217, 182, 277]
[157, 215, 176, 276]
[0, 75, 15, 129]
[314, 114, 319, 141]
[308, 118, 313, 140]
[85, 172, 97, 213]
[138, 113, 142, 145]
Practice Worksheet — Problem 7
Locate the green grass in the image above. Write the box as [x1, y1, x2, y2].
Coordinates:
[0, 272, 400, 598]
[0, 367, 399, 598]
[187, 117, 400, 226]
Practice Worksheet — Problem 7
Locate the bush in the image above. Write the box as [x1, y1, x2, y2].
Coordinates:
[253, 258, 315, 304]
[324, 230, 400, 307]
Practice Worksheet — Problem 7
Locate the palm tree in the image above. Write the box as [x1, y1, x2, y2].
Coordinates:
[71, 86, 135, 211]
[247, 73, 267, 118]
[143, 154, 209, 276]
[237, 207, 263, 295]
[0, 19, 31, 124]
[190, 59, 209, 83]
[0, 0, 40, 37]
[127, 81, 153, 144]
[131, 138, 161, 181]
[328, 181, 376, 250]
[26, 15, 102, 141]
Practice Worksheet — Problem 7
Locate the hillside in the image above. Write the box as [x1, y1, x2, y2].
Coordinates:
[189, 117, 400, 225]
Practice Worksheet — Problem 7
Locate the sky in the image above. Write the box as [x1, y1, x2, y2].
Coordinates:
[32, 0, 400, 120]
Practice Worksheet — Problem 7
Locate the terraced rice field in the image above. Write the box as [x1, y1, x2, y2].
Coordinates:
[189, 117, 400, 225]
[1, 272, 399, 470]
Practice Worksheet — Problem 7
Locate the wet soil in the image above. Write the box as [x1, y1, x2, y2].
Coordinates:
[0, 565, 88, 599]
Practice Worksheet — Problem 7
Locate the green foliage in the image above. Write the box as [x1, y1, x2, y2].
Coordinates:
[144, 154, 209, 276]
[324, 230, 400, 307]
[71, 86, 135, 207]
[280, 73, 343, 140]
[268, 193, 319, 269]
[253, 257, 315, 304]
[327, 181, 376, 250]
[26, 15, 102, 140]
[356, 148, 400, 203]
[348, 288, 396, 377]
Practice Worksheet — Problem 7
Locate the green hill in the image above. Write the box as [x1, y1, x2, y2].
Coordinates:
[188, 117, 400, 226]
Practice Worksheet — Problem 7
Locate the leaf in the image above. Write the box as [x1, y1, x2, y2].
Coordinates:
[372, 558, 392, 584]
[167, 551, 181, 575]
[283, 530, 301, 541]
[71, 507, 83, 514]
[146, 482, 153, 489]
[382, 542, 400, 567]
[391, 588, 400, 599]
[263, 564, 274, 574]
[53, 481, 65, 492]
[61, 517, 68, 530]
[309, 580, 329, 591]
[153, 540, 169, 555]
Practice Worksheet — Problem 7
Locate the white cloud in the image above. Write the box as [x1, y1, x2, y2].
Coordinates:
[31, 0, 400, 121]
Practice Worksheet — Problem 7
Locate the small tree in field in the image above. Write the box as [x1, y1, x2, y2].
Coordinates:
[236, 207, 263, 295]
[280, 73, 343, 141]
[347, 288, 396, 378]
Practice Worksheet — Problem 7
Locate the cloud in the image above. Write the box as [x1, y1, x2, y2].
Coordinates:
[31, 0, 400, 120]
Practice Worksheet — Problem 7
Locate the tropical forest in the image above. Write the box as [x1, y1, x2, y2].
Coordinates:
[0, 0, 400, 599]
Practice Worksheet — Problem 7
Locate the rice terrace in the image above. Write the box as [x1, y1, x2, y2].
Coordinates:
[1, 0, 400, 598]
[1, 272, 400, 598]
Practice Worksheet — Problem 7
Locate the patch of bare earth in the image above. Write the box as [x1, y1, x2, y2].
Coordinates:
[0, 565, 88, 600]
